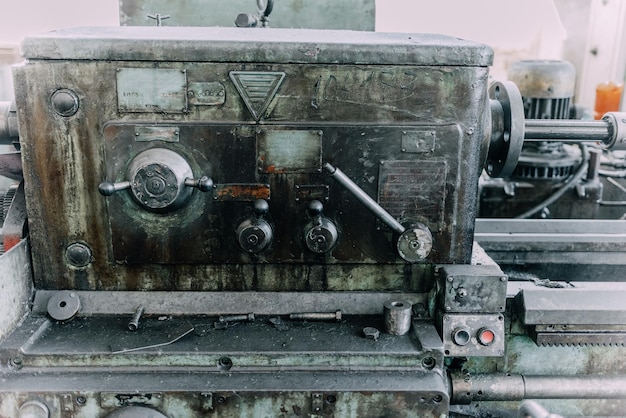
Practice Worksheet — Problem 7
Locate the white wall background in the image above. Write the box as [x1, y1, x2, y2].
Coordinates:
[0, 0, 624, 110]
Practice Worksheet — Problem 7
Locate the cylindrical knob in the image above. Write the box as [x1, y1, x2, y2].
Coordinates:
[235, 13, 259, 27]
[383, 299, 412, 335]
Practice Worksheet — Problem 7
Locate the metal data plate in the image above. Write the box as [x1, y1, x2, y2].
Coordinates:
[134, 126, 180, 142]
[257, 129, 322, 174]
[188, 82, 225, 106]
[116, 68, 187, 113]
[378, 160, 447, 230]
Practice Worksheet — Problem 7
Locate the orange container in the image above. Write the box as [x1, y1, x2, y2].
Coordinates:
[594, 81, 624, 119]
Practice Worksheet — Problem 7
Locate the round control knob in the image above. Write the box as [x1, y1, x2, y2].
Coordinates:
[236, 199, 273, 253]
[128, 148, 193, 212]
[303, 200, 338, 254]
[396, 222, 433, 263]
[99, 148, 212, 213]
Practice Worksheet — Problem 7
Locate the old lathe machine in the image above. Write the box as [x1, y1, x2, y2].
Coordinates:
[0, 23, 625, 417]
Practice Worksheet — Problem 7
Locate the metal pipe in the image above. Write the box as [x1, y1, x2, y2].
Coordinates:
[451, 373, 626, 404]
[324, 163, 405, 235]
[128, 305, 145, 331]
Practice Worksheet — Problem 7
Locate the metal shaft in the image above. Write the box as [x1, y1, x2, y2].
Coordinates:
[524, 120, 610, 142]
[218, 313, 255, 323]
[324, 163, 405, 235]
[289, 310, 342, 321]
[451, 373, 626, 403]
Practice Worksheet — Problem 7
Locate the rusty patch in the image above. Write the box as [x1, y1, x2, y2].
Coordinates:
[213, 184, 271, 201]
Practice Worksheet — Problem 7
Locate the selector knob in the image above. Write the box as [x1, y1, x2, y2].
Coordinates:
[303, 200, 338, 254]
[236, 199, 273, 253]
[98, 148, 212, 213]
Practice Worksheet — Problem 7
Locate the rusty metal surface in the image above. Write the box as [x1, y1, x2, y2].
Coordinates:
[0, 316, 448, 417]
[14, 28, 491, 291]
[0, 375, 448, 417]
[31, 290, 426, 316]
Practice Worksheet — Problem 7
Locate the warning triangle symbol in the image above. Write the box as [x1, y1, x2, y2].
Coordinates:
[230, 71, 285, 120]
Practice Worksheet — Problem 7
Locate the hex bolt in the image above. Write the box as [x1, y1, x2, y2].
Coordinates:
[363, 326, 380, 341]
[9, 357, 23, 370]
[218, 313, 255, 323]
[128, 305, 145, 331]
[289, 310, 342, 322]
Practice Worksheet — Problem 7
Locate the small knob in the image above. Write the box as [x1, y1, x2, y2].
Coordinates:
[98, 181, 130, 196]
[254, 198, 270, 215]
[184, 176, 213, 192]
[307, 200, 324, 217]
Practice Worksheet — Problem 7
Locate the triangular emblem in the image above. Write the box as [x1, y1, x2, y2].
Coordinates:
[230, 71, 285, 120]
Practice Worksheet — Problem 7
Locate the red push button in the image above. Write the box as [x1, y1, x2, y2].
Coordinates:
[477, 328, 495, 346]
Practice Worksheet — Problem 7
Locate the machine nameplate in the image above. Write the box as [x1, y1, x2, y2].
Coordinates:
[257, 129, 322, 173]
[188, 82, 226, 106]
[378, 160, 447, 229]
[134, 126, 180, 142]
[116, 68, 187, 113]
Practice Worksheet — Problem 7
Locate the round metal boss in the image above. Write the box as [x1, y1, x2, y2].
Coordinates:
[18, 400, 49, 418]
[50, 89, 79, 117]
[65, 242, 92, 267]
[47, 291, 81, 321]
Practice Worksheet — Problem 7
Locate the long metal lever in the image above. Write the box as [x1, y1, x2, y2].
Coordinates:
[324, 162, 405, 235]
